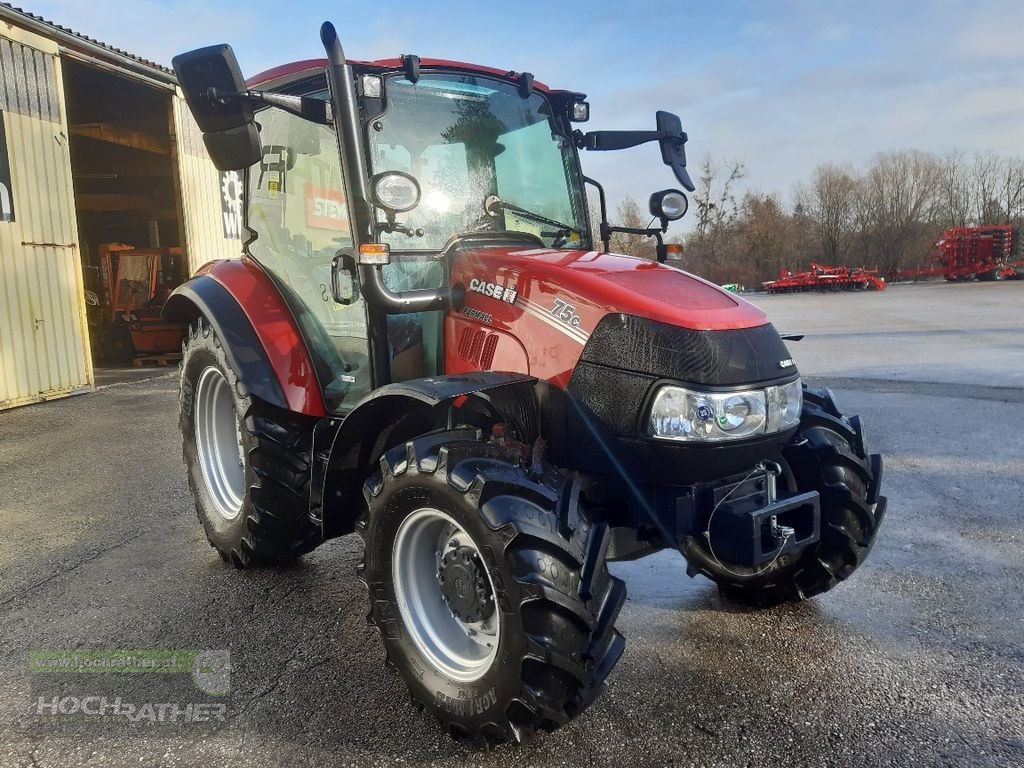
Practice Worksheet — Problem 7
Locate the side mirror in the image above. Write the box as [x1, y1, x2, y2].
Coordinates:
[172, 45, 262, 171]
[655, 111, 695, 192]
[331, 252, 359, 305]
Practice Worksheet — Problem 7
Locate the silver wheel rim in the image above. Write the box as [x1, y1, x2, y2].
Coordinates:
[392, 507, 500, 682]
[193, 366, 245, 521]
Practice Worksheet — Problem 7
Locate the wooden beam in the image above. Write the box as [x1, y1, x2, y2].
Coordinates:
[73, 169, 172, 179]
[70, 123, 170, 156]
[77, 193, 157, 212]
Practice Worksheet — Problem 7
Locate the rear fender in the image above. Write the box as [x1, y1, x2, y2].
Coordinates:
[163, 259, 326, 417]
[316, 372, 537, 537]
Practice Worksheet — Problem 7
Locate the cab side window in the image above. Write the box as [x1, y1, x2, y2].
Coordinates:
[245, 107, 372, 413]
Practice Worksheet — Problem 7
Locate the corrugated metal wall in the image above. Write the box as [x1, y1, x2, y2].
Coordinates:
[0, 27, 92, 410]
[172, 95, 242, 275]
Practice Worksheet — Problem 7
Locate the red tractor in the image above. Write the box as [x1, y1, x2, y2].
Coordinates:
[168, 23, 886, 744]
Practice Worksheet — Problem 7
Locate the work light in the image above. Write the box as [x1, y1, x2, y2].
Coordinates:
[369, 171, 420, 213]
[649, 189, 688, 222]
[360, 74, 383, 98]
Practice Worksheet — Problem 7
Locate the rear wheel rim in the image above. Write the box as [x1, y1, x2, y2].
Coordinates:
[392, 507, 500, 682]
[194, 366, 245, 520]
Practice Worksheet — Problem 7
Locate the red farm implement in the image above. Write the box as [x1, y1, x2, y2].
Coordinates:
[890, 226, 1022, 282]
[763, 263, 887, 294]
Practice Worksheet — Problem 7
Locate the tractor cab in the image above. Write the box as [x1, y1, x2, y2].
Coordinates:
[172, 29, 694, 414]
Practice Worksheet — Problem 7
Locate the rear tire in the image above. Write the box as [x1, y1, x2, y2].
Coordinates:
[359, 430, 625, 744]
[179, 318, 322, 567]
[710, 388, 886, 607]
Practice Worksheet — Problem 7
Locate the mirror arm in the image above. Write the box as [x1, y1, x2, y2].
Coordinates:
[602, 225, 670, 262]
[248, 90, 332, 124]
[576, 129, 673, 152]
[606, 224, 664, 237]
[205, 87, 332, 125]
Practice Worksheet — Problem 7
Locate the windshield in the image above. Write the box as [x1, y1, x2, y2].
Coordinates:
[369, 73, 588, 250]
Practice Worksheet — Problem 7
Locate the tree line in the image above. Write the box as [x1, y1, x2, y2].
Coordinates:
[605, 150, 1024, 286]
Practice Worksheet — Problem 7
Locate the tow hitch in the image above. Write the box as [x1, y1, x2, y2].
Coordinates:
[698, 462, 821, 569]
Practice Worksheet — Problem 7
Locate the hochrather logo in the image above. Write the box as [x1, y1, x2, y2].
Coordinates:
[29, 649, 231, 727]
[35, 697, 226, 723]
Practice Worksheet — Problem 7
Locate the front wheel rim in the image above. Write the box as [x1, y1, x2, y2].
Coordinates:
[193, 366, 245, 521]
[392, 507, 501, 682]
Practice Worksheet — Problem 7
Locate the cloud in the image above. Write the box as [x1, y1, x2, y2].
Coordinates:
[814, 23, 852, 43]
[15, 0, 1024, 229]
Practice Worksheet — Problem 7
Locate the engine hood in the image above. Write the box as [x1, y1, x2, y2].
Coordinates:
[453, 247, 767, 331]
[446, 246, 772, 388]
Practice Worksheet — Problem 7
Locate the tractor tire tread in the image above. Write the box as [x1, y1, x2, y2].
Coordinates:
[358, 430, 625, 745]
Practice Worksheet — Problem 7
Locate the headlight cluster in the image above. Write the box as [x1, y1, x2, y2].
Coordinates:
[648, 379, 802, 442]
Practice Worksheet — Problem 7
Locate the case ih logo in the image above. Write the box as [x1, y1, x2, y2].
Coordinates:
[220, 171, 243, 240]
[305, 184, 349, 231]
[0, 111, 14, 223]
[469, 278, 517, 304]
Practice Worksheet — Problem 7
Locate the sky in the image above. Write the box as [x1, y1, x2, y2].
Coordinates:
[20, 0, 1024, 218]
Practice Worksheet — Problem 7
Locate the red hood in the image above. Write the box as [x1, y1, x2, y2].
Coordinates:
[446, 247, 769, 388]
[455, 247, 767, 332]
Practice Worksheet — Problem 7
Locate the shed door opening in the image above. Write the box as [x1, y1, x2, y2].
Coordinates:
[62, 58, 188, 371]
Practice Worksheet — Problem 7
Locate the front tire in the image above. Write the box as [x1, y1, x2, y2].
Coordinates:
[706, 387, 886, 606]
[179, 318, 322, 567]
[359, 430, 625, 744]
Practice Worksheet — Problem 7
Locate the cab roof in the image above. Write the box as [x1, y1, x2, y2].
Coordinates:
[246, 58, 582, 98]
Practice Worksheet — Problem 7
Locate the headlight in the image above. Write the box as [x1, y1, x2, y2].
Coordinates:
[649, 380, 801, 442]
[766, 379, 802, 432]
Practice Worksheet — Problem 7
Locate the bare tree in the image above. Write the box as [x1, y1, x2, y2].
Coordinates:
[800, 164, 859, 264]
[861, 150, 942, 271]
[674, 147, 1022, 286]
[971, 150, 1005, 224]
[685, 155, 747, 278]
[741, 191, 790, 284]
[999, 157, 1024, 225]
[936, 152, 971, 228]
[694, 155, 746, 242]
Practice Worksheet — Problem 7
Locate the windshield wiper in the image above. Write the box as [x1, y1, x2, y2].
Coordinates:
[483, 195, 579, 246]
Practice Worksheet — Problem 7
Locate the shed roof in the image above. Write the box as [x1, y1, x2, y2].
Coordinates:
[0, 3, 175, 83]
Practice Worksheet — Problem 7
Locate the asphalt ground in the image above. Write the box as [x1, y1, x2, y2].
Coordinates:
[1, 280, 1022, 767]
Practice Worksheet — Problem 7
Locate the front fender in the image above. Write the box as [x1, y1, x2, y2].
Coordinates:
[316, 372, 536, 537]
[163, 259, 326, 417]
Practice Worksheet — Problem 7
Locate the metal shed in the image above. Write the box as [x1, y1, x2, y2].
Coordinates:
[0, 3, 240, 410]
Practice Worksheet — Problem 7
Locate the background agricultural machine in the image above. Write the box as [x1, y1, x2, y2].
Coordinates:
[890, 225, 1022, 282]
[763, 263, 887, 294]
[84, 244, 186, 363]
